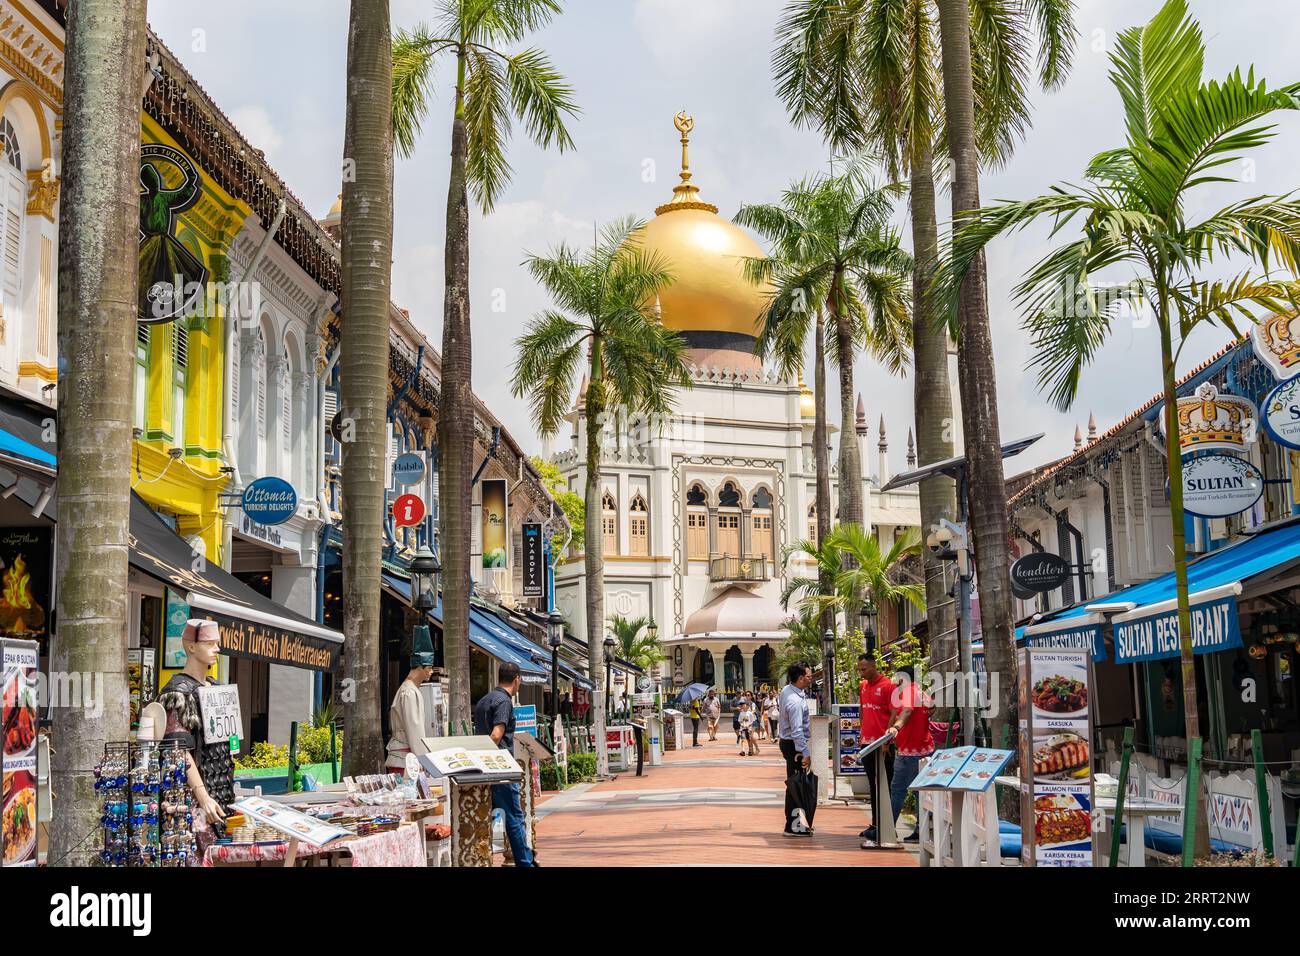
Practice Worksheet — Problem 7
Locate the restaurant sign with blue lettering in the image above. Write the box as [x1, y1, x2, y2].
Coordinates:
[1113, 592, 1242, 664]
[1262, 376, 1300, 450]
[1180, 453, 1263, 519]
[242, 476, 298, 526]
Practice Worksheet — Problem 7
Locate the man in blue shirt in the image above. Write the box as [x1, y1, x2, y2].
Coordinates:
[777, 662, 814, 836]
[472, 662, 535, 867]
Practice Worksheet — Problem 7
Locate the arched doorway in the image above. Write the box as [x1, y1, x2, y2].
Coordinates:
[753, 645, 775, 688]
[692, 649, 715, 686]
[724, 646, 743, 692]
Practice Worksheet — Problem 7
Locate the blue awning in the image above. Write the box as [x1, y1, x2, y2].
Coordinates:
[1014, 520, 1300, 664]
[0, 426, 54, 468]
[379, 571, 554, 683]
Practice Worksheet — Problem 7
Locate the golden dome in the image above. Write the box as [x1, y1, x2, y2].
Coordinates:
[320, 193, 342, 229]
[632, 113, 770, 341]
[798, 370, 815, 419]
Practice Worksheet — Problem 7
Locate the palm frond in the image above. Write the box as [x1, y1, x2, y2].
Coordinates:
[463, 44, 513, 212]
[505, 46, 578, 151]
[391, 25, 445, 159]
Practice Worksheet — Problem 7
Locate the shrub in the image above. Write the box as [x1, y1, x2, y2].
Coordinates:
[540, 761, 568, 791]
[234, 742, 289, 770]
[296, 724, 342, 764]
[566, 752, 597, 783]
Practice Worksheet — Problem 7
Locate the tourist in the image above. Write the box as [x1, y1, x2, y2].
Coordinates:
[885, 665, 934, 843]
[689, 696, 703, 747]
[739, 700, 760, 756]
[703, 688, 721, 741]
[766, 691, 780, 740]
[732, 696, 743, 746]
[777, 662, 814, 836]
[855, 653, 896, 847]
[471, 662, 536, 867]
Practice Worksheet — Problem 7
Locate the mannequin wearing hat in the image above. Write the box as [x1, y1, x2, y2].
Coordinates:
[385, 623, 436, 772]
[158, 619, 235, 848]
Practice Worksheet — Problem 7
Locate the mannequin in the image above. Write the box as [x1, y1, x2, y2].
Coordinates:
[158, 619, 234, 850]
[386, 624, 435, 772]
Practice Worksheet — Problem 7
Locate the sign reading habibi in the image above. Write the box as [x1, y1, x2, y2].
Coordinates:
[1018, 647, 1094, 866]
[1179, 453, 1263, 519]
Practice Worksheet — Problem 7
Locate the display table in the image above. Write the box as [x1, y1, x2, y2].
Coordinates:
[1094, 796, 1183, 868]
[202, 822, 425, 867]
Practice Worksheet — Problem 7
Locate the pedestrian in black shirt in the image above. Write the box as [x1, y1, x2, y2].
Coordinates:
[471, 663, 534, 866]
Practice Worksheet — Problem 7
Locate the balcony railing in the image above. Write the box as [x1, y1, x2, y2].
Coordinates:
[708, 554, 770, 582]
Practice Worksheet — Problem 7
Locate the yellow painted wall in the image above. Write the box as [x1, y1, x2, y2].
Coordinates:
[133, 114, 250, 564]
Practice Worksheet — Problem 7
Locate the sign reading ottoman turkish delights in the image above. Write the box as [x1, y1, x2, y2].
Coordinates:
[1179, 453, 1263, 518]
[242, 476, 298, 526]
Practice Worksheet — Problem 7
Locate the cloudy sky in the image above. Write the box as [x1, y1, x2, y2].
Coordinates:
[147, 0, 1300, 476]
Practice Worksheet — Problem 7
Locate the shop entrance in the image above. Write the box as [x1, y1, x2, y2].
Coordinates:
[692, 649, 714, 686]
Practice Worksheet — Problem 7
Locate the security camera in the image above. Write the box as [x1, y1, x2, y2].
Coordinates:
[926, 526, 958, 560]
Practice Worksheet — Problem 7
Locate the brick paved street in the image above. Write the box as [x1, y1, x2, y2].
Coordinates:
[533, 733, 919, 867]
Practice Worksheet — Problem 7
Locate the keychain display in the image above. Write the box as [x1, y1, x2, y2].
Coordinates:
[93, 740, 195, 866]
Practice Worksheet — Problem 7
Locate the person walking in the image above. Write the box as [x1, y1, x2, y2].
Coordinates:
[689, 696, 703, 747]
[855, 653, 896, 847]
[703, 688, 721, 741]
[777, 662, 814, 836]
[471, 662, 536, 867]
[885, 665, 934, 843]
[766, 692, 780, 741]
[732, 695, 743, 747]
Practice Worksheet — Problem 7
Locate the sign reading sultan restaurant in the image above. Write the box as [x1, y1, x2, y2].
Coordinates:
[1113, 592, 1242, 664]
[1179, 453, 1263, 519]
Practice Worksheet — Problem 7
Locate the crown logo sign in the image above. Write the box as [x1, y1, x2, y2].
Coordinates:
[1172, 383, 1257, 453]
[1251, 310, 1300, 381]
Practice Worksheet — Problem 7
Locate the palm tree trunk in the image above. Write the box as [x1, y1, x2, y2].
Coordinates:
[1158, 296, 1210, 859]
[936, 0, 1016, 745]
[908, 149, 958, 677]
[439, 45, 474, 728]
[51, 0, 147, 866]
[584, 341, 609, 777]
[813, 311, 834, 637]
[832, 276, 863, 531]
[340, 0, 393, 776]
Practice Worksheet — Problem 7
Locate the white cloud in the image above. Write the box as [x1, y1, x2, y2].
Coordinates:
[225, 105, 284, 162]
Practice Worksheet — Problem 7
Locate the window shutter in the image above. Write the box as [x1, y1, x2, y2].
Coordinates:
[323, 389, 338, 456]
[282, 359, 292, 450]
[256, 354, 267, 439]
[173, 324, 188, 370]
[230, 338, 239, 417]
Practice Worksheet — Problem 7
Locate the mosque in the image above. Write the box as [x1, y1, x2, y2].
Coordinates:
[550, 114, 927, 695]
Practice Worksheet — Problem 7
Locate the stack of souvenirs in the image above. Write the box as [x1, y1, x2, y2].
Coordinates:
[93, 740, 196, 867]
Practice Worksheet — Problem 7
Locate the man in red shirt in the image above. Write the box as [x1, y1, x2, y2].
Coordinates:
[886, 665, 934, 842]
[857, 654, 895, 847]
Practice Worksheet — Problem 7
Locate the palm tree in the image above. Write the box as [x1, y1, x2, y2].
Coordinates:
[773, 0, 1077, 689]
[780, 523, 924, 627]
[735, 164, 913, 537]
[606, 614, 664, 674]
[930, 0, 1077, 753]
[939, 0, 1300, 855]
[392, 0, 577, 727]
[51, 0, 148, 866]
[510, 217, 690, 777]
[338, 0, 395, 777]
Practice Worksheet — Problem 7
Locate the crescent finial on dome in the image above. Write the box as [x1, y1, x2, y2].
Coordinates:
[657, 111, 718, 215]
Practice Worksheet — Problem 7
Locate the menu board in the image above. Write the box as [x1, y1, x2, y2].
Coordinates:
[1019, 647, 1095, 867]
[910, 746, 976, 790]
[1, 639, 39, 866]
[418, 746, 522, 778]
[948, 749, 1015, 791]
[833, 704, 865, 775]
[229, 795, 352, 846]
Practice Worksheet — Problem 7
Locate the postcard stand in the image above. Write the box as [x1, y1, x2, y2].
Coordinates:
[421, 734, 517, 867]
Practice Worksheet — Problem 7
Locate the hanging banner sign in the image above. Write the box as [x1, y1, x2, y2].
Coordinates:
[393, 452, 426, 486]
[1113, 591, 1242, 665]
[1157, 383, 1256, 456]
[1251, 310, 1300, 383]
[393, 493, 426, 528]
[482, 479, 509, 569]
[1009, 552, 1071, 598]
[138, 144, 209, 324]
[241, 477, 298, 526]
[1180, 453, 1263, 519]
[522, 523, 544, 598]
[1262, 376, 1300, 450]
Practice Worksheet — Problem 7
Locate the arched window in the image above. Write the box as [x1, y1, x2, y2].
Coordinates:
[686, 483, 707, 506]
[807, 503, 817, 541]
[172, 323, 188, 445]
[0, 118, 20, 169]
[750, 486, 773, 563]
[714, 481, 741, 556]
[602, 490, 618, 555]
[629, 492, 649, 556]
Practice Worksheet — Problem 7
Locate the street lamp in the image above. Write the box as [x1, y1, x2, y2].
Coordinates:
[859, 603, 878, 658]
[645, 619, 658, 641]
[547, 611, 564, 722]
[820, 627, 836, 711]
[603, 635, 616, 717]
[409, 545, 441, 614]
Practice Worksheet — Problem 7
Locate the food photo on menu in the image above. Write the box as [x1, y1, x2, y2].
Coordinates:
[1032, 732, 1091, 782]
[1033, 792, 1093, 853]
[2, 770, 36, 864]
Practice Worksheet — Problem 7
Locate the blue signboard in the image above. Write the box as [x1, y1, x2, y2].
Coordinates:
[393, 451, 426, 486]
[1113, 595, 1242, 664]
[241, 476, 298, 526]
[1026, 622, 1106, 662]
[514, 704, 537, 737]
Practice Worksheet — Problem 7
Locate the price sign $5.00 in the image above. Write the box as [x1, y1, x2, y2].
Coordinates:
[197, 684, 244, 749]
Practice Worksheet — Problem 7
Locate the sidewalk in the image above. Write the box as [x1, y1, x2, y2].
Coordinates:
[533, 730, 918, 866]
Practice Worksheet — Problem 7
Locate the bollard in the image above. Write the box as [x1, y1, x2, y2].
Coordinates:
[1110, 726, 1134, 868]
[1250, 729, 1275, 858]
[1181, 738, 1203, 868]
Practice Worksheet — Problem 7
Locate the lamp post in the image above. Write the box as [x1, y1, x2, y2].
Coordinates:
[603, 635, 616, 718]
[409, 545, 441, 616]
[820, 627, 836, 712]
[547, 611, 564, 721]
[859, 603, 878, 658]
